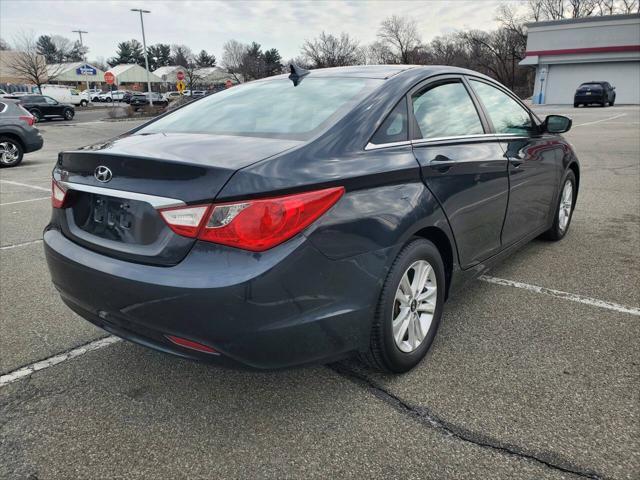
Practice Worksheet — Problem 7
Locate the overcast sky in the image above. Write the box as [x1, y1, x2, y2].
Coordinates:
[1, 0, 515, 63]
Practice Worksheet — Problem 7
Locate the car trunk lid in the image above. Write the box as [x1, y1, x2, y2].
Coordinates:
[54, 132, 301, 265]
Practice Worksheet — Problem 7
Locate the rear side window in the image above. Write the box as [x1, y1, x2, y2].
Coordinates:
[370, 97, 408, 145]
[411, 82, 484, 139]
[470, 80, 533, 135]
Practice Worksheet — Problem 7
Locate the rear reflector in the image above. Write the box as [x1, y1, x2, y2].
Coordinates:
[51, 179, 68, 208]
[166, 335, 219, 354]
[158, 187, 345, 251]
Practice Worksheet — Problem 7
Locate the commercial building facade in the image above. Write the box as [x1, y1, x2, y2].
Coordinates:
[521, 14, 640, 104]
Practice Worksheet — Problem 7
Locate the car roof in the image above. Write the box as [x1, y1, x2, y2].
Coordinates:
[581, 81, 606, 84]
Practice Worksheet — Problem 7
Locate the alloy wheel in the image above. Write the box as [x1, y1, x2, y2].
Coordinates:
[558, 180, 573, 232]
[392, 260, 438, 353]
[0, 141, 20, 165]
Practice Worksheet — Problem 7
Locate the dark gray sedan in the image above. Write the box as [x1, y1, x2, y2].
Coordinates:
[44, 65, 579, 372]
[0, 99, 43, 167]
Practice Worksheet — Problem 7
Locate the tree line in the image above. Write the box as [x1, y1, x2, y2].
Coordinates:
[2, 0, 637, 95]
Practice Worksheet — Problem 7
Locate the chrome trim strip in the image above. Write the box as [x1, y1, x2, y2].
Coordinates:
[58, 181, 185, 209]
[365, 140, 412, 151]
[366, 133, 529, 150]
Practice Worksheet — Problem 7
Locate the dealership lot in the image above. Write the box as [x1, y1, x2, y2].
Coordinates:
[1, 106, 638, 479]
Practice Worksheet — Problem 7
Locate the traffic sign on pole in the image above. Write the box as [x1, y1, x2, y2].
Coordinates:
[104, 72, 115, 85]
[176, 80, 186, 93]
[176, 70, 185, 81]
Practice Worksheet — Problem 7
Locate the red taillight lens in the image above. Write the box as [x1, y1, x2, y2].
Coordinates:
[159, 204, 210, 237]
[158, 187, 344, 251]
[51, 180, 68, 208]
[19, 115, 35, 127]
[166, 335, 218, 354]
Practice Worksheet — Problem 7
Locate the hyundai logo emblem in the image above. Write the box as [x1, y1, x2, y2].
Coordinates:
[94, 166, 112, 183]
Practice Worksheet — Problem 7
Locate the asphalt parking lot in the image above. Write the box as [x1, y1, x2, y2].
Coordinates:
[1, 105, 638, 479]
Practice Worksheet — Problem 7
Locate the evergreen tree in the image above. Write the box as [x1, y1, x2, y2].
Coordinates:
[195, 50, 216, 68]
[147, 43, 171, 71]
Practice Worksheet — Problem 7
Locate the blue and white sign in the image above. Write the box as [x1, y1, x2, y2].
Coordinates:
[76, 64, 97, 76]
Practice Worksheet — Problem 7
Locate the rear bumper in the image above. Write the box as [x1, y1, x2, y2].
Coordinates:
[44, 227, 391, 369]
[24, 132, 44, 153]
[574, 95, 605, 103]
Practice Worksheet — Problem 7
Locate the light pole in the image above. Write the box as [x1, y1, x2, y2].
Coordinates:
[72, 29, 91, 105]
[131, 8, 153, 105]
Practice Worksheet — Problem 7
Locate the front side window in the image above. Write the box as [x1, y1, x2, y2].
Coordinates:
[139, 77, 382, 140]
[411, 81, 484, 139]
[44, 96, 57, 105]
[470, 80, 533, 135]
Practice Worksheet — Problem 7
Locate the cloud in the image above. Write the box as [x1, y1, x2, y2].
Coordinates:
[0, 0, 507, 62]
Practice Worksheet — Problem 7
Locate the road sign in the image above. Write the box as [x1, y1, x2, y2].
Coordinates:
[176, 70, 185, 81]
[104, 72, 115, 85]
[225, 79, 233, 89]
[176, 80, 186, 93]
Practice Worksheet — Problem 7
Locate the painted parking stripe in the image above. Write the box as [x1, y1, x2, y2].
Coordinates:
[480, 275, 640, 316]
[0, 239, 43, 250]
[573, 113, 626, 127]
[0, 196, 50, 206]
[0, 336, 121, 388]
[0, 179, 50, 192]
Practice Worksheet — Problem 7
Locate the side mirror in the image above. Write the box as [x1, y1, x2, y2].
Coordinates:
[544, 115, 572, 134]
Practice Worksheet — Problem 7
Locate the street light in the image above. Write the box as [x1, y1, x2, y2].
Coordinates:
[131, 8, 153, 105]
[72, 29, 91, 105]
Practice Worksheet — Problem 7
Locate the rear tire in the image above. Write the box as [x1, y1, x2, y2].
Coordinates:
[541, 170, 576, 241]
[80, 100, 88, 107]
[0, 136, 24, 168]
[362, 239, 445, 373]
[573, 102, 579, 108]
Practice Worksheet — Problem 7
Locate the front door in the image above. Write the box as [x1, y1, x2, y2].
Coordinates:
[43, 96, 63, 116]
[410, 78, 509, 268]
[468, 79, 562, 247]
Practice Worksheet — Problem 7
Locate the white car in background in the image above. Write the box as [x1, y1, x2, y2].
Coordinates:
[98, 90, 127, 102]
[39, 85, 88, 107]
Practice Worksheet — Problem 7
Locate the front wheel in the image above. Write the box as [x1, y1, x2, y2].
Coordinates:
[63, 109, 74, 121]
[542, 170, 576, 241]
[0, 136, 24, 167]
[362, 239, 445, 373]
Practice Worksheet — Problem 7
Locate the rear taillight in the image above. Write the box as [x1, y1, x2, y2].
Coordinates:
[158, 187, 344, 251]
[51, 179, 68, 208]
[19, 115, 35, 127]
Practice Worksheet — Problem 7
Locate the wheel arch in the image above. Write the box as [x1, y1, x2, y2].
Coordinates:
[0, 132, 25, 151]
[568, 161, 580, 203]
[411, 226, 454, 299]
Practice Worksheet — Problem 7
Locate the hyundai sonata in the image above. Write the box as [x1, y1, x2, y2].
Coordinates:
[44, 65, 578, 373]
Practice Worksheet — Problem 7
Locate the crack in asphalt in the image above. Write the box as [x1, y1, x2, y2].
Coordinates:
[328, 362, 609, 480]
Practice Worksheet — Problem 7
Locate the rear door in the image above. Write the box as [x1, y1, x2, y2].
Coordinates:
[467, 78, 562, 247]
[409, 76, 509, 268]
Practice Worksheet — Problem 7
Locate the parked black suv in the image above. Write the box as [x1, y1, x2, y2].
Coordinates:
[0, 99, 43, 167]
[8, 94, 75, 121]
[574, 81, 616, 107]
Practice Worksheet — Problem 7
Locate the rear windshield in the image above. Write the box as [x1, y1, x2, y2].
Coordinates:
[579, 83, 603, 90]
[138, 77, 382, 140]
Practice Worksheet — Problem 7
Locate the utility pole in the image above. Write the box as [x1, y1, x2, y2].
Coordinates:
[131, 8, 153, 105]
[72, 29, 91, 105]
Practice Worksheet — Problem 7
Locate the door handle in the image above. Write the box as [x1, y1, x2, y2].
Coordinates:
[430, 154, 453, 173]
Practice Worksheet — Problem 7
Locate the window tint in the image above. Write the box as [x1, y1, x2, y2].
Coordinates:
[139, 77, 383, 140]
[470, 80, 533, 135]
[370, 97, 408, 145]
[411, 82, 484, 139]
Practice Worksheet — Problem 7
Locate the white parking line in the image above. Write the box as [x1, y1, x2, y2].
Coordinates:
[0, 239, 43, 250]
[573, 113, 627, 127]
[0, 179, 50, 192]
[0, 196, 50, 206]
[0, 336, 121, 388]
[480, 275, 640, 316]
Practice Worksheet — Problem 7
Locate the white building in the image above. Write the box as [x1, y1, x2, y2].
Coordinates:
[106, 64, 164, 89]
[46, 62, 106, 87]
[521, 14, 640, 104]
[152, 65, 187, 84]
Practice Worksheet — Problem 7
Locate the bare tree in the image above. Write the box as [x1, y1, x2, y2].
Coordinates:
[377, 15, 421, 64]
[7, 32, 63, 93]
[301, 32, 362, 68]
[619, 0, 639, 13]
[362, 41, 397, 64]
[566, 0, 598, 17]
[222, 39, 248, 82]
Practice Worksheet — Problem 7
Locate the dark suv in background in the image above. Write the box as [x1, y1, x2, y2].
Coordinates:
[7, 94, 76, 121]
[574, 81, 616, 107]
